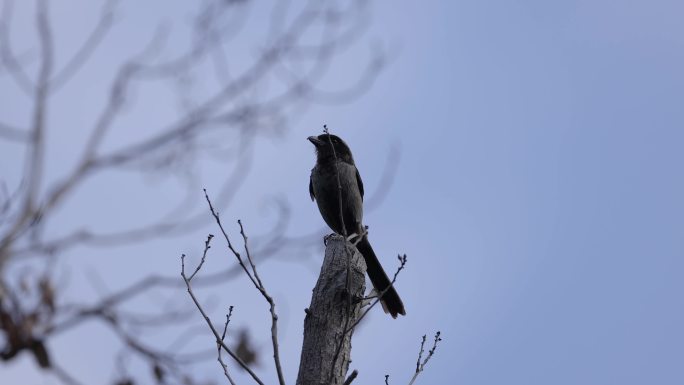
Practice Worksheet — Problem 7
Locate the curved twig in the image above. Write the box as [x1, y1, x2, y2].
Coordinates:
[181, 252, 264, 385]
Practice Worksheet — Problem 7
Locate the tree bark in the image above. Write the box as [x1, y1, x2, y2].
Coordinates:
[296, 235, 366, 385]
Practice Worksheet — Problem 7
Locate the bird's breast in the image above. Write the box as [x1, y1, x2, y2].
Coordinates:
[311, 161, 364, 235]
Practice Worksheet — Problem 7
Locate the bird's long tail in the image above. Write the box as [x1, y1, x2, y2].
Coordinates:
[356, 237, 406, 318]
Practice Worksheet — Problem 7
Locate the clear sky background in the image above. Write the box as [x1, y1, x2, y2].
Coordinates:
[2, 0, 683, 384]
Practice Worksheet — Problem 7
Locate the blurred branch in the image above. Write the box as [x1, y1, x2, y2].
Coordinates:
[0, 0, 34, 95]
[14, 138, 398, 262]
[2, 0, 384, 262]
[0, 0, 53, 267]
[49, 0, 119, 92]
[12, 143, 254, 258]
[0, 121, 28, 142]
[52, 363, 86, 385]
[0, 0, 387, 383]
[26, 0, 52, 208]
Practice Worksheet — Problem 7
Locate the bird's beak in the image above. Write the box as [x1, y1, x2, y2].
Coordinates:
[307, 136, 324, 147]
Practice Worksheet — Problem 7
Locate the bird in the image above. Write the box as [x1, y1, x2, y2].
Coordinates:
[308, 133, 406, 318]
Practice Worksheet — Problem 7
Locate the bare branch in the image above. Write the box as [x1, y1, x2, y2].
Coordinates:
[181, 253, 264, 385]
[365, 144, 401, 211]
[323, 124, 348, 240]
[0, 0, 54, 267]
[415, 336, 426, 374]
[100, 311, 175, 364]
[189, 234, 214, 281]
[80, 24, 167, 161]
[47, 274, 193, 336]
[27, 0, 53, 209]
[49, 0, 118, 91]
[205, 191, 286, 385]
[0, 0, 33, 95]
[52, 362, 87, 385]
[0, 122, 28, 142]
[1, 1, 387, 382]
[2, 0, 383, 266]
[23, 25, 169, 232]
[345, 254, 407, 334]
[12, 145, 254, 258]
[204, 189, 259, 290]
[344, 369, 359, 385]
[408, 331, 442, 385]
[217, 306, 236, 385]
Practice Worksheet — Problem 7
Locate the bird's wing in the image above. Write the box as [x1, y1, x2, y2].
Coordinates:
[355, 167, 364, 201]
[309, 172, 316, 201]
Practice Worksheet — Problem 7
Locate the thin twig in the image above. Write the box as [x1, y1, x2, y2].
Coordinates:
[0, 0, 52, 264]
[205, 191, 286, 385]
[238, 219, 287, 385]
[50, 0, 118, 91]
[189, 234, 214, 281]
[181, 254, 265, 385]
[415, 335, 426, 374]
[407, 331, 442, 385]
[204, 189, 259, 289]
[27, 0, 53, 207]
[343, 369, 359, 385]
[322, 124, 348, 239]
[0, 0, 34, 95]
[217, 306, 236, 385]
[344, 254, 407, 334]
[238, 220, 262, 289]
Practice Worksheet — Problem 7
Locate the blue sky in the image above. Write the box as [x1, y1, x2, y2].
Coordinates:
[2, 0, 683, 384]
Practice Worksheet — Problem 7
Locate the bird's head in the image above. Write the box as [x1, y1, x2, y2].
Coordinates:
[308, 134, 355, 164]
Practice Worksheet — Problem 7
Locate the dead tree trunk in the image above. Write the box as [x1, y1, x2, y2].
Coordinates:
[296, 235, 367, 385]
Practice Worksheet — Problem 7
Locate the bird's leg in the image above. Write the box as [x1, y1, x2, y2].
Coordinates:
[346, 233, 359, 242]
[348, 226, 369, 245]
[364, 288, 380, 301]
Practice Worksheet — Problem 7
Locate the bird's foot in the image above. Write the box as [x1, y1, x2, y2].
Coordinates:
[360, 289, 381, 307]
[351, 293, 365, 305]
[346, 233, 359, 242]
[346, 226, 369, 245]
[347, 227, 369, 245]
[323, 233, 337, 246]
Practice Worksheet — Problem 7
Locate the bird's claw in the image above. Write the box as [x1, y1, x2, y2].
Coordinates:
[346, 233, 359, 242]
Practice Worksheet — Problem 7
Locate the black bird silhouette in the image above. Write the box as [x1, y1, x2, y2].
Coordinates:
[308, 133, 406, 318]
